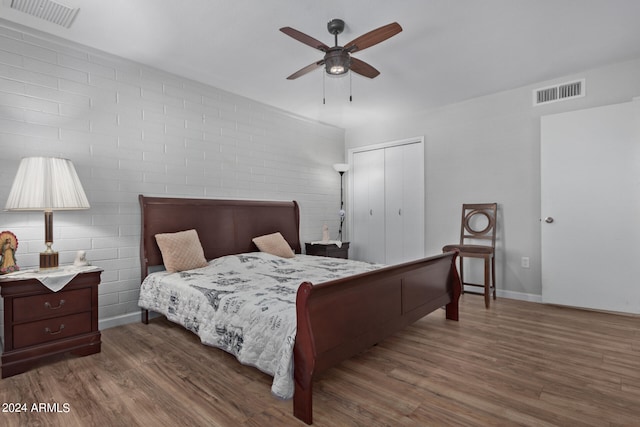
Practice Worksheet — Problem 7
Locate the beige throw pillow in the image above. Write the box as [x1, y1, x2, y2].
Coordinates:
[155, 229, 208, 272]
[252, 232, 295, 258]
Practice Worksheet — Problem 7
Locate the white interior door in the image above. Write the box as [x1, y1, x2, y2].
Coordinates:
[541, 99, 640, 313]
[352, 149, 385, 263]
[385, 142, 424, 264]
[400, 142, 425, 262]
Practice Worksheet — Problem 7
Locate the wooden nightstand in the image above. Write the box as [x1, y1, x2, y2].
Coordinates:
[0, 268, 102, 378]
[305, 242, 350, 259]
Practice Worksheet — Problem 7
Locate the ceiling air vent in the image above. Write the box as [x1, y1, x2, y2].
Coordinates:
[10, 0, 79, 28]
[533, 79, 585, 106]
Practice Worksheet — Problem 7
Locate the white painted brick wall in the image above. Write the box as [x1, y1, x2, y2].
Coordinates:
[0, 20, 346, 329]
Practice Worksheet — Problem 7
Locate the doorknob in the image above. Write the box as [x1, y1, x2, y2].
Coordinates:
[544, 217, 554, 223]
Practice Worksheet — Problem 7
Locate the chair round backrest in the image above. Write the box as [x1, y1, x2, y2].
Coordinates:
[463, 208, 495, 237]
[459, 203, 497, 247]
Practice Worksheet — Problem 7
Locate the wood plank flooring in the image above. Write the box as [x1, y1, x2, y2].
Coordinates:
[1, 295, 639, 426]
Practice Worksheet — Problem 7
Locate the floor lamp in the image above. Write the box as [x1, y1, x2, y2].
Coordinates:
[5, 157, 90, 270]
[333, 163, 349, 242]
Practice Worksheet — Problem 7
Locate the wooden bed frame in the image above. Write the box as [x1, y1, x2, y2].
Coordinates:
[138, 195, 461, 424]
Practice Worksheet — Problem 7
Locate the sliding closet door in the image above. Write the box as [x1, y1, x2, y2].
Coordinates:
[352, 149, 386, 263]
[351, 138, 425, 264]
[385, 142, 424, 264]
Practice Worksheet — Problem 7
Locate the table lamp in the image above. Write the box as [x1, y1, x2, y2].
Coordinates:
[5, 157, 90, 270]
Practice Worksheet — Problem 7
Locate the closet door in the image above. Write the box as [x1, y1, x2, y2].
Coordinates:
[352, 149, 385, 263]
[385, 142, 424, 264]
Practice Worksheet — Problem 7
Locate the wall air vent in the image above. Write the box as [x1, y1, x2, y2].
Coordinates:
[533, 79, 585, 106]
[10, 0, 79, 28]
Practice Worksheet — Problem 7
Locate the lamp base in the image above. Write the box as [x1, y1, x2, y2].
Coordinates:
[40, 252, 59, 270]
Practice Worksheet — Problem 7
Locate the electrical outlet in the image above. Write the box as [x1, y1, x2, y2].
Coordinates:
[521, 257, 530, 268]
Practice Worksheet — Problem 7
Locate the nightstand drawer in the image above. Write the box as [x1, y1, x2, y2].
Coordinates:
[305, 242, 350, 259]
[12, 288, 91, 323]
[13, 312, 92, 349]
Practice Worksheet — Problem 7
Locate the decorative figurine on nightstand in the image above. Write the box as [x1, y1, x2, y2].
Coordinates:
[0, 230, 19, 274]
[322, 224, 330, 242]
[74, 250, 90, 267]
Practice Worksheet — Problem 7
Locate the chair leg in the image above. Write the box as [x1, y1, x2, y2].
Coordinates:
[484, 257, 490, 308]
[491, 256, 496, 300]
[459, 256, 465, 294]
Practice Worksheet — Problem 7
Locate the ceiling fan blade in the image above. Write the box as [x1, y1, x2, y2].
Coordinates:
[280, 27, 330, 52]
[344, 22, 402, 53]
[350, 57, 380, 79]
[287, 60, 325, 80]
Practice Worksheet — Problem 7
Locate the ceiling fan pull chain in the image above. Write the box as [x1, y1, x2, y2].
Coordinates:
[350, 71, 353, 102]
[323, 72, 326, 104]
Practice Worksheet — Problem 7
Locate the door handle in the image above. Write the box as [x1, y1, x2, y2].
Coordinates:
[544, 217, 554, 223]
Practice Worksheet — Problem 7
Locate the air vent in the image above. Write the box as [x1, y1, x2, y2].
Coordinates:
[533, 79, 585, 106]
[10, 0, 79, 28]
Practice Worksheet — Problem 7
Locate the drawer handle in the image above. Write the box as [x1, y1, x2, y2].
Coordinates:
[44, 300, 65, 310]
[44, 324, 65, 335]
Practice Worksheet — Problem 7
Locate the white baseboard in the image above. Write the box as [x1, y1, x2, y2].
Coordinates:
[99, 310, 162, 330]
[496, 289, 542, 303]
[99, 311, 141, 330]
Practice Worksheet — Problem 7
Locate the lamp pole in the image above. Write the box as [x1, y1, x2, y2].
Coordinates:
[338, 170, 345, 241]
[333, 163, 349, 242]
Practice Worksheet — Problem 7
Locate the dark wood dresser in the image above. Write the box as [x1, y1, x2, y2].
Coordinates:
[0, 269, 102, 378]
[305, 242, 350, 259]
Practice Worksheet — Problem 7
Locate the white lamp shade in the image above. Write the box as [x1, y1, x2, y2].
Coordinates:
[5, 157, 90, 211]
[333, 163, 350, 173]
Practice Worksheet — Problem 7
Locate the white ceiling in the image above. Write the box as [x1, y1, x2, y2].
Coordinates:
[3, 0, 640, 129]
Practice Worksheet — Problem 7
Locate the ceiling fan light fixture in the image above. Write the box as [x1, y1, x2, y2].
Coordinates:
[324, 49, 350, 76]
[328, 64, 346, 75]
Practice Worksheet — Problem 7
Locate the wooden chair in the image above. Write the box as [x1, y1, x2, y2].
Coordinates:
[443, 203, 497, 308]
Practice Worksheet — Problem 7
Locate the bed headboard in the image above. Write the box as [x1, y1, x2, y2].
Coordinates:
[139, 195, 301, 280]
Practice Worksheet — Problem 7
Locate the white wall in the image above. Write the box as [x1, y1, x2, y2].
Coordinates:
[345, 57, 640, 300]
[0, 20, 345, 329]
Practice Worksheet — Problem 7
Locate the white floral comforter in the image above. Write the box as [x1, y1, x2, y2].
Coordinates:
[138, 252, 382, 399]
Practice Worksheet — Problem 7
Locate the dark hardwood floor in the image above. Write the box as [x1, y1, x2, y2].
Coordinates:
[1, 295, 638, 426]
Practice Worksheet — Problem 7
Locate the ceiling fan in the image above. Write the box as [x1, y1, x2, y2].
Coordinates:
[280, 19, 402, 80]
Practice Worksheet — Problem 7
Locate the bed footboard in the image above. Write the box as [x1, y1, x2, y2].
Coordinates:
[293, 251, 461, 424]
